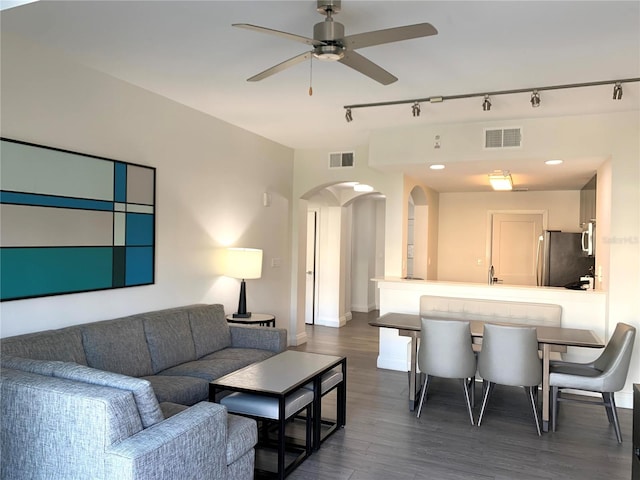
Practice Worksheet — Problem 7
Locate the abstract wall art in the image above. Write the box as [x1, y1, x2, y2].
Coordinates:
[0, 138, 156, 301]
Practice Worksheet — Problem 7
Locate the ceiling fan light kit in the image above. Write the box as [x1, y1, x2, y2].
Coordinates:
[233, 0, 438, 85]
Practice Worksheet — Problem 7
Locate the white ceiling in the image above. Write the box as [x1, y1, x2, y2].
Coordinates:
[1, 1, 639, 192]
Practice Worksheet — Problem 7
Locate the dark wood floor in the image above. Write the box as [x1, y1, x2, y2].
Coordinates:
[288, 311, 633, 480]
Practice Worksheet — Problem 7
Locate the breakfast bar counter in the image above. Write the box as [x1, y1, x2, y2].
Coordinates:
[372, 277, 607, 372]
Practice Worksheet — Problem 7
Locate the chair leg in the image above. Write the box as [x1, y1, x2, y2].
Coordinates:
[551, 386, 559, 432]
[603, 392, 623, 443]
[461, 378, 475, 425]
[469, 376, 476, 408]
[602, 392, 615, 424]
[416, 375, 432, 418]
[525, 386, 541, 436]
[477, 380, 494, 427]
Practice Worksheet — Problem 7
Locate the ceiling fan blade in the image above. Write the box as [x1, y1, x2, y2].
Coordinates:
[233, 23, 324, 47]
[342, 22, 438, 50]
[247, 51, 312, 82]
[338, 50, 397, 85]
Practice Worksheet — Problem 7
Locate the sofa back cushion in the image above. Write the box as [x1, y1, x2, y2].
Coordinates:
[81, 317, 154, 377]
[52, 363, 164, 428]
[0, 327, 87, 364]
[141, 308, 197, 373]
[1, 355, 163, 428]
[188, 304, 231, 358]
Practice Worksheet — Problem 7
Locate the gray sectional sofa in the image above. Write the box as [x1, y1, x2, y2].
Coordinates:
[0, 303, 288, 480]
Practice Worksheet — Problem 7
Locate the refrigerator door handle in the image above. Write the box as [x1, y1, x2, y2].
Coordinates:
[535, 235, 543, 286]
[581, 230, 588, 253]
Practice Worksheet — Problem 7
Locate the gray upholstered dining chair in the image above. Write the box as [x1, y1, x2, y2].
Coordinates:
[549, 322, 636, 443]
[416, 318, 477, 424]
[477, 323, 542, 435]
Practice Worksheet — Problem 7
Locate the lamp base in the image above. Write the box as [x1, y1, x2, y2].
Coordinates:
[232, 312, 252, 318]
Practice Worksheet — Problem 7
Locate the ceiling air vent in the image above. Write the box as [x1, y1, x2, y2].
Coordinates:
[484, 127, 522, 149]
[329, 151, 354, 168]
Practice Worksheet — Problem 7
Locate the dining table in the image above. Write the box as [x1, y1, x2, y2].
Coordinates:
[369, 312, 605, 433]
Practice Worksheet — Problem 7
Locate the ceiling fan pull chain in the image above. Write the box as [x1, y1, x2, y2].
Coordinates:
[309, 54, 313, 96]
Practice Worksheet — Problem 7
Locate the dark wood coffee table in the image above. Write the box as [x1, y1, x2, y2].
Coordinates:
[209, 350, 346, 479]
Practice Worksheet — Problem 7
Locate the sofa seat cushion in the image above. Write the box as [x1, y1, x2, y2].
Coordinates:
[141, 309, 197, 373]
[143, 374, 209, 406]
[201, 347, 275, 364]
[159, 401, 189, 419]
[158, 358, 256, 382]
[226, 414, 257, 466]
[81, 317, 154, 377]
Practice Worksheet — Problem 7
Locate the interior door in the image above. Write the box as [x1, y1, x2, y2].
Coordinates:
[491, 213, 543, 285]
[305, 210, 318, 324]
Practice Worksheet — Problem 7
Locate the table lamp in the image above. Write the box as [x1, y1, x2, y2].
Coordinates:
[226, 248, 263, 318]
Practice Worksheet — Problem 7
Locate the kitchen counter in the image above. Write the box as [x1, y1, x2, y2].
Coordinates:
[373, 277, 607, 371]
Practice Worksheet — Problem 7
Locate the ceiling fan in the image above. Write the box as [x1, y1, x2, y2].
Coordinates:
[233, 0, 438, 85]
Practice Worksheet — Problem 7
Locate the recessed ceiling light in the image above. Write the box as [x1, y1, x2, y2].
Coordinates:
[429, 164, 445, 170]
[545, 159, 563, 165]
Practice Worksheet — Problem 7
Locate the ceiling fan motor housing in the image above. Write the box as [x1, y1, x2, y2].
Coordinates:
[313, 19, 345, 60]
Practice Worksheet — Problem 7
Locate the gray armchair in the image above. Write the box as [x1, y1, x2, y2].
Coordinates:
[550, 322, 636, 443]
[417, 318, 477, 424]
[477, 324, 542, 435]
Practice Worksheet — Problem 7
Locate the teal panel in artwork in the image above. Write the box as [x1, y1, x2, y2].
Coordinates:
[125, 246, 153, 286]
[126, 213, 154, 246]
[0, 247, 113, 301]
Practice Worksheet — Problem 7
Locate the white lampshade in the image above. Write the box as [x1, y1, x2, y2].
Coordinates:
[225, 248, 263, 280]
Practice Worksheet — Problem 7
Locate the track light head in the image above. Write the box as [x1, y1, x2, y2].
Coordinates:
[345, 108, 353, 122]
[613, 82, 623, 100]
[412, 101, 421, 117]
[482, 95, 491, 112]
[530, 90, 541, 107]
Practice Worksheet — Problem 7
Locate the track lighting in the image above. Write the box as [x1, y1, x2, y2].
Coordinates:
[530, 90, 540, 107]
[412, 101, 421, 117]
[482, 95, 491, 111]
[613, 82, 622, 100]
[345, 107, 353, 122]
[343, 77, 639, 116]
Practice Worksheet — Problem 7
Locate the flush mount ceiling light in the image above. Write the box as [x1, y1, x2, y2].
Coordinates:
[412, 101, 421, 117]
[488, 171, 513, 191]
[530, 90, 541, 107]
[482, 95, 491, 111]
[429, 164, 445, 170]
[613, 82, 623, 100]
[353, 183, 374, 192]
[545, 159, 563, 165]
[345, 107, 353, 123]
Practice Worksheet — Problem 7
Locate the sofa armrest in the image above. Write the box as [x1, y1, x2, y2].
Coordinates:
[105, 402, 229, 480]
[229, 325, 287, 353]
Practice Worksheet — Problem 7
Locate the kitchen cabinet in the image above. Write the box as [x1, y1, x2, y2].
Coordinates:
[580, 174, 597, 227]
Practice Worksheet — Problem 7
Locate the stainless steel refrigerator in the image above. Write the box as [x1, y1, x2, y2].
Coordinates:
[536, 230, 595, 287]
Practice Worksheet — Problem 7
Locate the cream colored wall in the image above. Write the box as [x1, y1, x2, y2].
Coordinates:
[1, 34, 294, 337]
[437, 190, 581, 283]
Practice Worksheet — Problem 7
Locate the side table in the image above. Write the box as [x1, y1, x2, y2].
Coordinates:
[226, 313, 275, 327]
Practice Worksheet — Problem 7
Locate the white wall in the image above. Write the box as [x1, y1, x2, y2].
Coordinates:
[437, 190, 580, 283]
[351, 197, 378, 312]
[1, 34, 294, 337]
